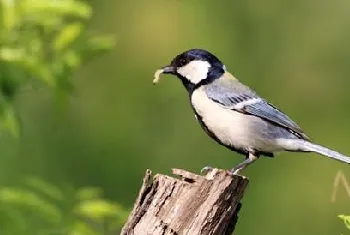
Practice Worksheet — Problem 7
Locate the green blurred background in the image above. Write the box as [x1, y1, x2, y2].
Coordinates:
[1, 0, 350, 234]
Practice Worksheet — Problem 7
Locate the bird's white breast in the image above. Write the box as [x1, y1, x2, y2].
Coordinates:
[191, 86, 277, 152]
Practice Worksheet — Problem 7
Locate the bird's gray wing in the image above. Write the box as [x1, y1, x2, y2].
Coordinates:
[205, 74, 310, 140]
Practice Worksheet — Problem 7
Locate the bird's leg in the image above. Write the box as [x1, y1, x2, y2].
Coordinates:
[231, 152, 259, 175]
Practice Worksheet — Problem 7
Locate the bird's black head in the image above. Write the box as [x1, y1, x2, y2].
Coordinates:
[155, 49, 226, 91]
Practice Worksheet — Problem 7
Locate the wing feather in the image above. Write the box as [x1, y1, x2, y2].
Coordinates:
[205, 73, 310, 140]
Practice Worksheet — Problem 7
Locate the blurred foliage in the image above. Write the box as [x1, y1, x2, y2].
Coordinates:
[0, 0, 126, 234]
[339, 215, 350, 231]
[0, 0, 115, 136]
[0, 177, 128, 235]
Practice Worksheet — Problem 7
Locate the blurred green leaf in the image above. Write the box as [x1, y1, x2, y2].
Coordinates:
[0, 178, 127, 234]
[1, 0, 17, 31]
[23, 177, 64, 201]
[75, 199, 120, 220]
[0, 48, 25, 62]
[20, 0, 92, 19]
[77, 35, 116, 64]
[87, 36, 116, 52]
[0, 187, 62, 223]
[0, 105, 19, 137]
[0, 205, 29, 233]
[69, 222, 98, 235]
[76, 187, 103, 201]
[0, 0, 115, 136]
[339, 215, 350, 230]
[63, 50, 81, 69]
[24, 59, 56, 87]
[54, 23, 83, 52]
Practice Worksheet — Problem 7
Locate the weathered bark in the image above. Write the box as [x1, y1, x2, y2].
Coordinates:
[121, 168, 249, 235]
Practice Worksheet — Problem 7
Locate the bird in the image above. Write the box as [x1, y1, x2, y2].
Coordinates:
[153, 49, 350, 174]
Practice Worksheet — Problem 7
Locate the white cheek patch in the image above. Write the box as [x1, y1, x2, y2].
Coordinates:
[177, 60, 211, 84]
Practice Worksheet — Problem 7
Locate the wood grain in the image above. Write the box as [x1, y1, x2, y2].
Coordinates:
[121, 168, 249, 235]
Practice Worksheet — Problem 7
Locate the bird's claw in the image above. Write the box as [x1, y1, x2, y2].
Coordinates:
[230, 167, 242, 175]
[201, 166, 213, 175]
[201, 165, 245, 176]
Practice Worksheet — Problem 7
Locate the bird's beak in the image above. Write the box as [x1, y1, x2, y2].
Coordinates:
[153, 65, 175, 84]
[161, 65, 176, 74]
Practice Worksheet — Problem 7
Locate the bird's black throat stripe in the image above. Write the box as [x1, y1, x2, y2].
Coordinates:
[180, 78, 196, 94]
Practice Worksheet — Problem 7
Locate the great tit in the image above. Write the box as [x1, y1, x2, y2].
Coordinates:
[153, 49, 350, 174]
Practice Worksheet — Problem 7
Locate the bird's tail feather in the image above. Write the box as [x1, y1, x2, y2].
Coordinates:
[302, 141, 350, 164]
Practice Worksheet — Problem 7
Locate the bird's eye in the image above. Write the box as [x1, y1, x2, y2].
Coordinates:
[179, 58, 187, 66]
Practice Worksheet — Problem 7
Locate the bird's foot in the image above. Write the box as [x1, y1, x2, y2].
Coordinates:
[200, 166, 214, 175]
[201, 166, 246, 177]
[230, 167, 243, 175]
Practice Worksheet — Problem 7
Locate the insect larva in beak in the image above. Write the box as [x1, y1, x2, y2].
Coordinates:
[153, 69, 164, 84]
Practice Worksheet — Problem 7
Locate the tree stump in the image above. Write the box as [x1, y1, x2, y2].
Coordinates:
[121, 168, 249, 235]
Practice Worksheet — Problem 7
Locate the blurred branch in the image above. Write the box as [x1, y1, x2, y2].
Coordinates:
[121, 168, 248, 235]
[331, 170, 350, 203]
[0, 0, 115, 136]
